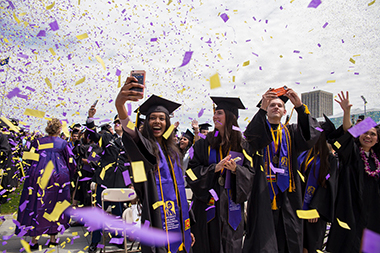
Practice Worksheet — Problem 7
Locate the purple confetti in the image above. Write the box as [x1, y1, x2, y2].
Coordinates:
[150, 38, 158, 42]
[79, 177, 92, 181]
[95, 41, 100, 48]
[198, 108, 205, 118]
[19, 200, 29, 212]
[17, 53, 29, 59]
[214, 131, 219, 137]
[317, 43, 321, 47]
[198, 133, 206, 139]
[37, 30, 46, 37]
[205, 206, 215, 211]
[0, 189, 7, 195]
[49, 20, 59, 31]
[232, 125, 242, 132]
[188, 146, 194, 159]
[68, 54, 72, 60]
[6, 0, 15, 10]
[362, 229, 380, 252]
[348, 117, 377, 138]
[179, 51, 193, 67]
[307, 0, 321, 8]
[220, 13, 229, 22]
[315, 127, 324, 132]
[128, 192, 134, 198]
[209, 189, 219, 201]
[3, 234, 13, 240]
[6, 87, 20, 99]
[127, 103, 132, 116]
[354, 72, 359, 75]
[109, 237, 124, 244]
[325, 174, 330, 180]
[25, 86, 35, 92]
[116, 69, 121, 76]
[322, 22, 328, 28]
[122, 170, 131, 186]
[293, 50, 300, 53]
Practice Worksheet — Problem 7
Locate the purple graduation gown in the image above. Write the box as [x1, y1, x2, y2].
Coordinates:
[16, 136, 76, 236]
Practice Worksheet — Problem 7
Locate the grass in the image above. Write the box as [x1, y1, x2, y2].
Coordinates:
[0, 182, 23, 215]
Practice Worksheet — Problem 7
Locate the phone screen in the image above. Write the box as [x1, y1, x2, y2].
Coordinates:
[131, 73, 144, 92]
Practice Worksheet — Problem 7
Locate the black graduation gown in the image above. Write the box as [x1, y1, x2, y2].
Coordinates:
[301, 153, 338, 252]
[86, 121, 130, 188]
[121, 129, 189, 253]
[243, 106, 320, 253]
[326, 127, 380, 253]
[186, 137, 254, 253]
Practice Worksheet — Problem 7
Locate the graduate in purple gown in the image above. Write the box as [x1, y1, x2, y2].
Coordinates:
[16, 118, 76, 249]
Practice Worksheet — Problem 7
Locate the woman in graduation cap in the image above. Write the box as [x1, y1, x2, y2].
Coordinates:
[115, 76, 194, 253]
[179, 129, 194, 172]
[326, 92, 380, 253]
[186, 97, 254, 253]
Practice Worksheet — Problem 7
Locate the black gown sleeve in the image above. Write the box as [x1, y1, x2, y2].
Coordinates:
[244, 109, 272, 152]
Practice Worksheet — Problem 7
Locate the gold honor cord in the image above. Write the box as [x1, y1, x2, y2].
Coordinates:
[270, 125, 282, 153]
[157, 164, 171, 252]
[265, 147, 278, 210]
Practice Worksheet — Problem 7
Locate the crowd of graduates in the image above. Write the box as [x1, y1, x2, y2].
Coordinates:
[0, 83, 379, 253]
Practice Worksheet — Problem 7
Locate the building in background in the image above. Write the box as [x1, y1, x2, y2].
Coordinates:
[301, 90, 333, 118]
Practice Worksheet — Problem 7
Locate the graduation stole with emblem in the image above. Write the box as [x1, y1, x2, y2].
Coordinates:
[297, 148, 320, 210]
[155, 143, 191, 253]
[264, 122, 293, 210]
[208, 146, 242, 231]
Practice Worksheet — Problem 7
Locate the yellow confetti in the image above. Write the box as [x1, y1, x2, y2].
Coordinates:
[24, 108, 46, 118]
[45, 77, 52, 89]
[327, 80, 336, 83]
[260, 165, 264, 172]
[296, 209, 320, 219]
[39, 143, 54, 150]
[210, 73, 221, 89]
[217, 54, 223, 60]
[349, 58, 355, 64]
[43, 200, 71, 222]
[232, 76, 235, 82]
[118, 75, 121, 88]
[167, 0, 173, 5]
[334, 141, 341, 149]
[368, 0, 376, 6]
[186, 169, 198, 181]
[337, 218, 351, 230]
[49, 48, 56, 56]
[127, 120, 135, 130]
[152, 201, 164, 210]
[23, 151, 39, 161]
[21, 239, 31, 253]
[39, 161, 54, 190]
[297, 170, 305, 182]
[72, 232, 78, 236]
[61, 121, 70, 139]
[163, 125, 175, 139]
[243, 60, 250, 66]
[76, 33, 89, 40]
[46, 2, 55, 10]
[13, 12, 21, 23]
[75, 76, 86, 85]
[0, 117, 20, 132]
[95, 56, 106, 70]
[131, 161, 147, 183]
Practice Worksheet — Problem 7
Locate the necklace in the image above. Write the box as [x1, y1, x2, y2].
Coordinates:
[359, 147, 380, 177]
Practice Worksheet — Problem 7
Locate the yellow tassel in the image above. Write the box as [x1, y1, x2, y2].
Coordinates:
[135, 108, 140, 128]
[303, 104, 310, 115]
[289, 180, 294, 192]
[271, 196, 278, 210]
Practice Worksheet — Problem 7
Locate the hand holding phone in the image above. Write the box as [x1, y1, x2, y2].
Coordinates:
[130, 70, 146, 93]
[271, 86, 288, 97]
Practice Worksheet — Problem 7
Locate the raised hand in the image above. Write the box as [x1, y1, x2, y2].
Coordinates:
[334, 91, 352, 112]
[284, 88, 302, 108]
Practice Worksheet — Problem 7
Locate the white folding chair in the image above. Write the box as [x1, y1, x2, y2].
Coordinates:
[121, 204, 141, 252]
[101, 188, 136, 253]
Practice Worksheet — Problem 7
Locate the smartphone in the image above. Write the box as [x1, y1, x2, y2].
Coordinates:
[92, 100, 98, 107]
[272, 86, 287, 97]
[130, 70, 146, 93]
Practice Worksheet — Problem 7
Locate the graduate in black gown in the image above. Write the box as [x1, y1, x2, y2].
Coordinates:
[243, 88, 320, 253]
[297, 115, 338, 253]
[326, 91, 380, 253]
[186, 97, 254, 253]
[115, 76, 194, 253]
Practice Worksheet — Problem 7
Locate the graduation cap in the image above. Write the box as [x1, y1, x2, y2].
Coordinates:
[134, 107, 146, 128]
[210, 97, 246, 118]
[320, 114, 336, 139]
[139, 95, 181, 116]
[199, 123, 212, 131]
[182, 129, 195, 144]
[70, 123, 82, 130]
[9, 118, 19, 126]
[71, 129, 80, 135]
[114, 115, 120, 123]
[99, 123, 112, 132]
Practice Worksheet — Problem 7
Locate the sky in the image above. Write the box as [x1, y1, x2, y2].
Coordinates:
[1, 0, 379, 134]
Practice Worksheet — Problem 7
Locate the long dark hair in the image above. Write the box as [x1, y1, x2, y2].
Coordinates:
[207, 109, 244, 156]
[141, 113, 181, 165]
[354, 125, 380, 158]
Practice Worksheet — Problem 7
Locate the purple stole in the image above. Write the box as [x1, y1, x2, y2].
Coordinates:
[155, 144, 191, 253]
[264, 122, 292, 202]
[207, 148, 243, 230]
[297, 149, 320, 210]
